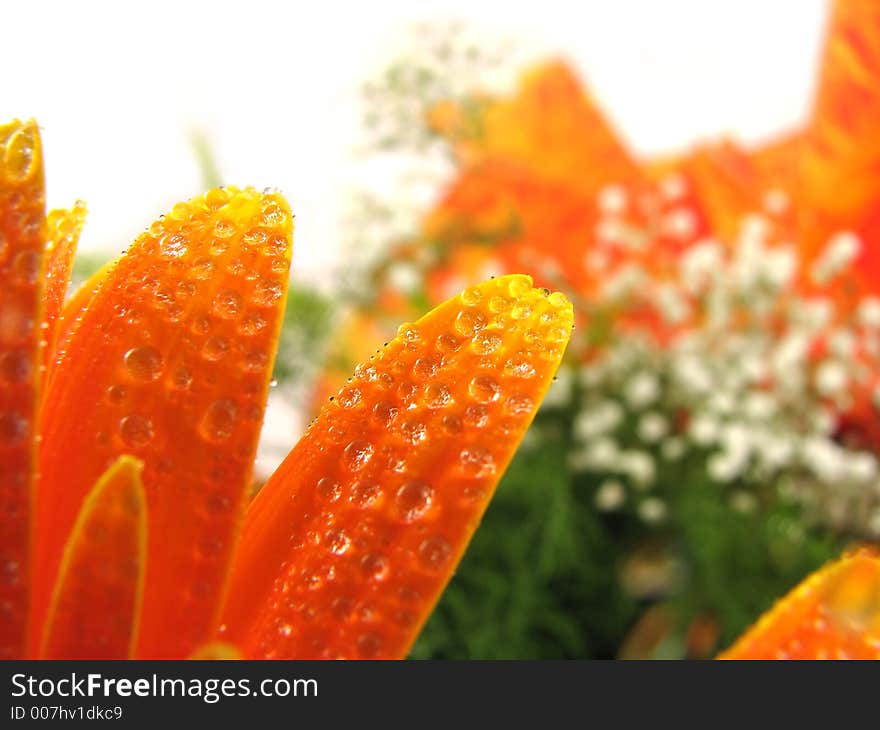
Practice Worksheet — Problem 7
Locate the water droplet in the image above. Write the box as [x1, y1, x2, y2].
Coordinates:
[212, 289, 242, 319]
[191, 257, 215, 280]
[361, 552, 389, 581]
[471, 332, 503, 355]
[252, 279, 283, 307]
[547, 291, 569, 308]
[418, 536, 452, 570]
[3, 125, 37, 181]
[507, 276, 533, 298]
[357, 633, 383, 658]
[202, 336, 229, 361]
[172, 366, 193, 389]
[316, 477, 342, 502]
[337, 386, 362, 409]
[413, 356, 441, 380]
[401, 418, 427, 445]
[505, 393, 534, 415]
[395, 481, 433, 521]
[468, 375, 500, 403]
[11, 250, 38, 286]
[214, 219, 236, 238]
[350, 480, 382, 507]
[119, 413, 154, 447]
[460, 286, 483, 306]
[0, 411, 28, 443]
[200, 399, 238, 442]
[159, 232, 188, 259]
[239, 311, 267, 336]
[511, 302, 533, 320]
[372, 400, 398, 425]
[460, 447, 496, 477]
[106, 384, 127, 405]
[343, 440, 374, 471]
[0, 350, 30, 383]
[503, 356, 536, 379]
[241, 350, 268, 373]
[423, 383, 452, 408]
[325, 528, 351, 555]
[463, 405, 488, 428]
[488, 295, 511, 313]
[454, 309, 486, 337]
[261, 202, 286, 226]
[124, 346, 163, 381]
[435, 333, 461, 353]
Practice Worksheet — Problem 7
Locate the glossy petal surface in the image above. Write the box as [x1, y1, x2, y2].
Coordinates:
[221, 274, 573, 658]
[0, 120, 45, 659]
[34, 187, 292, 658]
[43, 202, 86, 362]
[41, 457, 145, 659]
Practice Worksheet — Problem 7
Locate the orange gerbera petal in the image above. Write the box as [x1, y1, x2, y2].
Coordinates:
[474, 61, 641, 194]
[33, 187, 293, 658]
[220, 274, 573, 659]
[0, 120, 45, 659]
[41, 456, 146, 659]
[720, 547, 880, 659]
[43, 201, 86, 363]
[801, 0, 880, 232]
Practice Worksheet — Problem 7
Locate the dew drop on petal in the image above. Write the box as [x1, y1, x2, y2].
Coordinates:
[119, 413, 155, 447]
[418, 536, 452, 570]
[343, 440, 374, 471]
[468, 375, 500, 404]
[124, 346, 163, 381]
[199, 399, 238, 442]
[316, 477, 342, 502]
[395, 481, 433, 522]
[361, 552, 390, 581]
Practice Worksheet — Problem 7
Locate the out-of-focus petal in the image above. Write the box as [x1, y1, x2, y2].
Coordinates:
[189, 642, 242, 660]
[720, 547, 880, 659]
[33, 187, 293, 658]
[801, 0, 880, 230]
[459, 61, 641, 195]
[41, 456, 145, 659]
[220, 274, 573, 659]
[0, 119, 45, 659]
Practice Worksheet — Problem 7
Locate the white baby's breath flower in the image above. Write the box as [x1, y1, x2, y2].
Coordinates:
[689, 414, 720, 446]
[621, 450, 656, 489]
[661, 437, 685, 461]
[595, 479, 626, 511]
[814, 360, 849, 397]
[638, 497, 667, 525]
[637, 412, 668, 443]
[625, 372, 660, 409]
[858, 297, 880, 329]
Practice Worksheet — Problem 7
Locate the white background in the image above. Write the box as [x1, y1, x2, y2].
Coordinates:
[3, 0, 827, 283]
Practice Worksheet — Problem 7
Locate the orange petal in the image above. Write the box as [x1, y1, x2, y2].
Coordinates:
[801, 0, 880, 228]
[41, 456, 146, 659]
[475, 61, 641, 194]
[720, 547, 880, 659]
[0, 119, 45, 659]
[34, 187, 293, 658]
[220, 274, 573, 659]
[43, 202, 86, 363]
[49, 259, 115, 377]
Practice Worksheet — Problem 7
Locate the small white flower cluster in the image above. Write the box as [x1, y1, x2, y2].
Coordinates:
[568, 181, 880, 536]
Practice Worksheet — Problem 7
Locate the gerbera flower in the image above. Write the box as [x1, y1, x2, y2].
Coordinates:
[0, 119, 574, 659]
